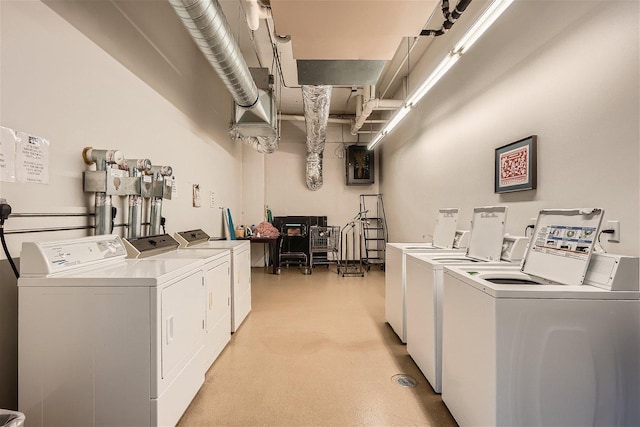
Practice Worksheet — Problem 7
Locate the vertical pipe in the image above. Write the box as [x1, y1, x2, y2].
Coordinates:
[126, 159, 152, 239]
[82, 148, 125, 235]
[129, 195, 143, 238]
[94, 157, 111, 235]
[149, 165, 172, 236]
[149, 198, 163, 236]
[94, 192, 112, 235]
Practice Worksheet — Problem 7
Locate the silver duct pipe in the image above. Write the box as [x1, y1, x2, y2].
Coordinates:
[229, 129, 278, 154]
[169, 0, 259, 109]
[302, 85, 332, 191]
[126, 159, 152, 239]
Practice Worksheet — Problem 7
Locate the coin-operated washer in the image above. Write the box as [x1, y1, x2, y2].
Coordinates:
[405, 233, 528, 393]
[442, 208, 640, 427]
[174, 229, 251, 333]
[386, 208, 468, 343]
[123, 234, 231, 372]
[18, 235, 210, 427]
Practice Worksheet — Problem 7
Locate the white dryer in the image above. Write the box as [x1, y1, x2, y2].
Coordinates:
[405, 233, 528, 393]
[386, 208, 467, 343]
[19, 235, 209, 427]
[124, 234, 231, 372]
[175, 229, 251, 333]
[441, 208, 640, 426]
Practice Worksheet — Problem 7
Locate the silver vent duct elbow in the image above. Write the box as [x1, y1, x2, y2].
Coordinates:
[169, 0, 259, 109]
[229, 129, 279, 154]
[302, 85, 332, 191]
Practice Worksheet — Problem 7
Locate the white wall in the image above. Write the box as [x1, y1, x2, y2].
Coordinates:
[265, 121, 378, 226]
[0, 1, 243, 408]
[380, 1, 639, 257]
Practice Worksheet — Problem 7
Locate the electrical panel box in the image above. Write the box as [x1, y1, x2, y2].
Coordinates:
[346, 145, 374, 186]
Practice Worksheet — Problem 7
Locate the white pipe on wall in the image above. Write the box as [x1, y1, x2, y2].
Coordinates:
[350, 85, 403, 135]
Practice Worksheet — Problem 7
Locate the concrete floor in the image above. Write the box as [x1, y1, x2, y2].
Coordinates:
[178, 266, 457, 426]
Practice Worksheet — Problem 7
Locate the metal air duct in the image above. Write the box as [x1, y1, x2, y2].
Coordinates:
[169, 0, 277, 148]
[169, 0, 258, 108]
[302, 85, 332, 191]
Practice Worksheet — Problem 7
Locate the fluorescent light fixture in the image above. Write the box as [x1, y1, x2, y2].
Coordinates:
[453, 0, 515, 54]
[367, 132, 385, 150]
[367, 105, 411, 150]
[367, 0, 514, 151]
[382, 105, 411, 135]
[405, 53, 460, 107]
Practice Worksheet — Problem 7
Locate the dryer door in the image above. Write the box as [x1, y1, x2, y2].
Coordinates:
[161, 271, 205, 380]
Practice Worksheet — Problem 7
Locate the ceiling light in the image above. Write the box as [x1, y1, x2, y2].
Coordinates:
[367, 0, 514, 150]
[367, 105, 411, 150]
[453, 0, 515, 55]
[405, 53, 460, 107]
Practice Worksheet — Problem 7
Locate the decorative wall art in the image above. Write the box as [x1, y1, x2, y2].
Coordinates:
[495, 135, 537, 193]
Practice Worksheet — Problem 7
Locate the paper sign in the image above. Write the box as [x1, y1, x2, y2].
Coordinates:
[15, 132, 50, 184]
[0, 126, 18, 182]
[171, 176, 178, 199]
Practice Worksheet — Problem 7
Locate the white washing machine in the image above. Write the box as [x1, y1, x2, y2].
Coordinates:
[385, 208, 467, 343]
[405, 233, 528, 393]
[175, 229, 251, 333]
[441, 208, 640, 426]
[19, 235, 210, 427]
[124, 234, 231, 372]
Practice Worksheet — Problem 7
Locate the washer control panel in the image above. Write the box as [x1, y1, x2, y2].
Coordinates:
[20, 235, 126, 276]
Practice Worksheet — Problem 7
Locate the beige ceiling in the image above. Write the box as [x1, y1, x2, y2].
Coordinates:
[270, 0, 440, 60]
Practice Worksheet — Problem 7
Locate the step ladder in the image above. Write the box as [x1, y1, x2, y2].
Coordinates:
[359, 194, 388, 271]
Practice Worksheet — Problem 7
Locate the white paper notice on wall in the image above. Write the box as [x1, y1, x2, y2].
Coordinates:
[171, 176, 178, 199]
[192, 184, 201, 207]
[15, 131, 50, 184]
[0, 126, 18, 182]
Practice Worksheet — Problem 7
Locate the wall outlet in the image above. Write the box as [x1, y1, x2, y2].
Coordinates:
[606, 220, 620, 243]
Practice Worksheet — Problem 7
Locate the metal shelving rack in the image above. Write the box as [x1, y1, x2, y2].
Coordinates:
[359, 194, 388, 271]
[338, 212, 366, 277]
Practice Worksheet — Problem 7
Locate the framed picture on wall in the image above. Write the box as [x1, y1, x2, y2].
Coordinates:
[494, 135, 537, 193]
[346, 145, 374, 186]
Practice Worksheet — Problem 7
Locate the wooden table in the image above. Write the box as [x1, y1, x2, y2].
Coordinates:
[250, 235, 282, 274]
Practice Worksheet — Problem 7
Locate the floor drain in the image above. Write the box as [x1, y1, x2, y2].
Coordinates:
[391, 374, 417, 388]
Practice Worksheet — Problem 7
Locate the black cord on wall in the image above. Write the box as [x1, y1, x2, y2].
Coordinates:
[0, 202, 20, 279]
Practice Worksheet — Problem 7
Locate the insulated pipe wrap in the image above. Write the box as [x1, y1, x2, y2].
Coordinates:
[302, 85, 332, 191]
[230, 130, 279, 153]
[169, 0, 259, 108]
[305, 152, 323, 191]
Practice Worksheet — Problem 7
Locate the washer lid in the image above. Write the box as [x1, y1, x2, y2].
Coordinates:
[466, 206, 508, 262]
[521, 208, 604, 286]
[432, 208, 459, 248]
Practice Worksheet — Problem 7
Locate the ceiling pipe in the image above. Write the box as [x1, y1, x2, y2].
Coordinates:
[421, 0, 473, 37]
[350, 85, 403, 135]
[280, 114, 351, 125]
[169, 0, 259, 109]
[170, 0, 279, 152]
[245, 0, 272, 31]
[302, 85, 332, 191]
